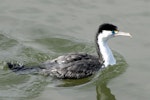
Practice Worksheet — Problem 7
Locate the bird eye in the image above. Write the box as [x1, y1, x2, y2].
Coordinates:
[112, 30, 119, 35]
[112, 31, 115, 35]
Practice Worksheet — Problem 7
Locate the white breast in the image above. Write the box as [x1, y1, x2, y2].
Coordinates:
[97, 33, 116, 67]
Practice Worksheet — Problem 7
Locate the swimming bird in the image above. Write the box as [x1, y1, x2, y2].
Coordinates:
[7, 23, 131, 79]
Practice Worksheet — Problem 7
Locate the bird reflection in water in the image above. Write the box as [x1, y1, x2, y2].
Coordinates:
[96, 55, 127, 100]
[96, 82, 116, 100]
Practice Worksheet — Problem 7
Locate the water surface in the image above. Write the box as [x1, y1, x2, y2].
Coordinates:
[0, 0, 150, 100]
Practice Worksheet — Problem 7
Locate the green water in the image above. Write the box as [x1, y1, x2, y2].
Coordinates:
[0, 0, 150, 100]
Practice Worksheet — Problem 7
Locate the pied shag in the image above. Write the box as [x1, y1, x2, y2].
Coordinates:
[7, 23, 131, 79]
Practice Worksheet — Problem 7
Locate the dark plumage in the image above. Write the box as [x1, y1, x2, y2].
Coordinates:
[97, 23, 118, 33]
[40, 53, 103, 79]
[7, 53, 102, 79]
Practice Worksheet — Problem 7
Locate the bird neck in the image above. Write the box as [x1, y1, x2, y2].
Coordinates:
[97, 35, 116, 67]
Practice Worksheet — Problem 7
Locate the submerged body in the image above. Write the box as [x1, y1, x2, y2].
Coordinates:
[8, 53, 102, 79]
[7, 23, 131, 79]
[40, 53, 102, 78]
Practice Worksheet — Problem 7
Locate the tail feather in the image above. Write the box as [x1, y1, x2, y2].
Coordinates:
[7, 62, 42, 74]
[7, 62, 25, 71]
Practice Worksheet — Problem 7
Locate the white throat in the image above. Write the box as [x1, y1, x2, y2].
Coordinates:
[97, 33, 116, 67]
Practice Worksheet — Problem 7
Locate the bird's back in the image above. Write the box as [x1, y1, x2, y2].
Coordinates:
[40, 53, 103, 79]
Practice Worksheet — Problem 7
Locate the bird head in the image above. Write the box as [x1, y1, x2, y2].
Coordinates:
[97, 23, 131, 42]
